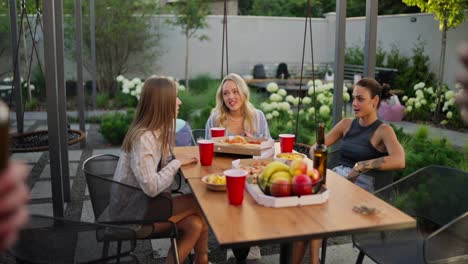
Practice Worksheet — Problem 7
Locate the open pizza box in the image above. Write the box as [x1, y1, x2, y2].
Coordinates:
[213, 136, 275, 157]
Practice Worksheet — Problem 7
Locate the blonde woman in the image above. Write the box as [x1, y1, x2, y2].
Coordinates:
[205, 73, 270, 139]
[113, 76, 209, 264]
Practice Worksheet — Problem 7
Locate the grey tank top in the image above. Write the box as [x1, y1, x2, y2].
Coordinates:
[338, 118, 387, 168]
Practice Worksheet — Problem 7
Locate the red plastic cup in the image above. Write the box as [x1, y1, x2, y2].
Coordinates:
[197, 139, 214, 166]
[224, 169, 247, 205]
[210, 127, 226, 138]
[279, 134, 295, 153]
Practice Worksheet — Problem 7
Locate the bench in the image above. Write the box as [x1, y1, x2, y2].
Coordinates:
[343, 64, 403, 96]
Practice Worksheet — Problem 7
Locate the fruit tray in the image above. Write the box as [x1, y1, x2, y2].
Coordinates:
[246, 184, 329, 208]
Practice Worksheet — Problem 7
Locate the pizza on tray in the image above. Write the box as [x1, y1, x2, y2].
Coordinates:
[240, 160, 269, 183]
[223, 135, 262, 146]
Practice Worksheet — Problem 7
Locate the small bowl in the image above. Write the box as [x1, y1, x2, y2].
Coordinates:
[274, 152, 307, 165]
[201, 174, 227, 192]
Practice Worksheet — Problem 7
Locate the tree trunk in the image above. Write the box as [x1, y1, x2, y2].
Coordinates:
[185, 33, 190, 91]
[435, 20, 447, 118]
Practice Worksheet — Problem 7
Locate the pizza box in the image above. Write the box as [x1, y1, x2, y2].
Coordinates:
[246, 184, 329, 208]
[213, 136, 275, 156]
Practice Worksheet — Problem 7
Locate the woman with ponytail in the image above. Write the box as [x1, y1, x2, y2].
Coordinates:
[294, 78, 406, 264]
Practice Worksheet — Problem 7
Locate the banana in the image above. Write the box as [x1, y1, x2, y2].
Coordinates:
[262, 161, 290, 182]
[270, 171, 292, 183]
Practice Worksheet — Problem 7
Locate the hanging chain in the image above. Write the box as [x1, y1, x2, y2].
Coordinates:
[220, 0, 229, 79]
[295, 0, 317, 139]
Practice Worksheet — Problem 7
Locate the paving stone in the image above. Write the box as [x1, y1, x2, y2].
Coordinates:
[70, 124, 91, 131]
[80, 200, 95, 222]
[92, 148, 121, 156]
[40, 163, 80, 179]
[28, 202, 69, 217]
[30, 180, 74, 199]
[11, 152, 44, 163]
[68, 150, 83, 162]
[151, 239, 172, 258]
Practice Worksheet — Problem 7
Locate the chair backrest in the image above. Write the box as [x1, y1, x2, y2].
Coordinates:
[10, 214, 136, 264]
[253, 64, 266, 79]
[82, 154, 173, 224]
[424, 212, 468, 264]
[377, 166, 468, 230]
[82, 154, 119, 219]
[192, 129, 206, 144]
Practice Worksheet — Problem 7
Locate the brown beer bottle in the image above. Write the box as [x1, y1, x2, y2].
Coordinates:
[0, 100, 9, 171]
[313, 123, 328, 184]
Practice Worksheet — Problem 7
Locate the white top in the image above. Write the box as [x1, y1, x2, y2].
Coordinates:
[113, 130, 181, 197]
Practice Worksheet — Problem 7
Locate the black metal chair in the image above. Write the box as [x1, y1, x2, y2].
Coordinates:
[191, 129, 206, 145]
[353, 165, 468, 264]
[82, 154, 181, 264]
[10, 214, 137, 264]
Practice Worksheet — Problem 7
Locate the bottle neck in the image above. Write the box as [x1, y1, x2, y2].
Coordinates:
[316, 123, 325, 145]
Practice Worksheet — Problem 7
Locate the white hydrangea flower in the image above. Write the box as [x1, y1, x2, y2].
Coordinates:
[286, 121, 292, 127]
[415, 102, 422, 109]
[448, 98, 456, 106]
[454, 83, 462, 90]
[122, 87, 130, 94]
[440, 120, 448, 125]
[420, 99, 427, 105]
[407, 98, 415, 105]
[122, 80, 133, 91]
[116, 75, 125, 82]
[426, 87, 434, 94]
[445, 90, 455, 100]
[446, 111, 453, 119]
[415, 90, 424, 99]
[178, 85, 186, 91]
[269, 93, 283, 102]
[136, 95, 140, 100]
[272, 110, 280, 117]
[130, 90, 136, 96]
[280, 102, 291, 111]
[430, 103, 436, 110]
[285, 95, 295, 103]
[131, 78, 141, 86]
[309, 79, 322, 87]
[288, 110, 294, 116]
[266, 82, 279, 93]
[28, 84, 35, 90]
[299, 109, 304, 115]
[319, 105, 330, 117]
[270, 102, 279, 110]
[292, 97, 300, 106]
[343, 93, 350, 102]
[302, 97, 312, 105]
[402, 96, 408, 102]
[414, 82, 425, 90]
[277, 89, 287, 97]
[406, 105, 413, 112]
[308, 107, 315, 114]
[135, 84, 143, 95]
[307, 80, 314, 87]
[266, 113, 273, 120]
[3, 77, 12, 82]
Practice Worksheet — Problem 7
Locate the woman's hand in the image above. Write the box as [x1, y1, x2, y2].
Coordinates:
[179, 155, 198, 166]
[0, 162, 30, 251]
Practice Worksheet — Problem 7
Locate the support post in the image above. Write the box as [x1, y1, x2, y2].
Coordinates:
[75, 0, 86, 148]
[332, 0, 346, 126]
[89, 0, 97, 110]
[364, 0, 378, 78]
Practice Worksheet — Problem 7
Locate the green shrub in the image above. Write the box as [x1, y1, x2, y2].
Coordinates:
[97, 91, 109, 109]
[100, 109, 135, 145]
[345, 45, 364, 65]
[25, 97, 40, 111]
[188, 74, 217, 95]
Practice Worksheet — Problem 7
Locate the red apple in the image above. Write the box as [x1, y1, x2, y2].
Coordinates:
[270, 178, 292, 197]
[289, 159, 308, 176]
[307, 168, 321, 183]
[292, 174, 313, 196]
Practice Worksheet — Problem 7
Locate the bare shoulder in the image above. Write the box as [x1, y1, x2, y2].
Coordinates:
[376, 123, 397, 138]
[338, 118, 354, 131]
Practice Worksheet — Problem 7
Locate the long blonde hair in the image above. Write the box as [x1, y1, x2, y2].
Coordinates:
[122, 76, 177, 155]
[214, 73, 256, 134]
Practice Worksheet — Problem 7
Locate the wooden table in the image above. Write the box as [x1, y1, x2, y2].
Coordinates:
[174, 146, 415, 264]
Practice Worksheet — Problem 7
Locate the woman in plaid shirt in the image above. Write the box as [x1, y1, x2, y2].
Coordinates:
[113, 76, 209, 264]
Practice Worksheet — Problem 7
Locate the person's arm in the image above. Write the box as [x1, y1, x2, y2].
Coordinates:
[309, 118, 352, 157]
[254, 110, 271, 139]
[347, 124, 405, 179]
[130, 133, 181, 197]
[456, 43, 468, 123]
[0, 162, 29, 251]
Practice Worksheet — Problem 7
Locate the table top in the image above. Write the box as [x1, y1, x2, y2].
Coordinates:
[174, 145, 416, 249]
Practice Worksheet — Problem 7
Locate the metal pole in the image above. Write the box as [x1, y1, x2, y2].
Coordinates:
[43, 0, 64, 217]
[89, 0, 97, 109]
[363, 0, 378, 78]
[332, 0, 346, 126]
[54, 0, 70, 202]
[75, 0, 86, 148]
[8, 0, 24, 133]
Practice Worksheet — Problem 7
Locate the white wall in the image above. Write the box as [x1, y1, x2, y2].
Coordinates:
[1, 11, 467, 87]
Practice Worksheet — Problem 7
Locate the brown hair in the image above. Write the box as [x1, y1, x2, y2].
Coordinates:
[355, 77, 392, 108]
[121, 76, 177, 155]
[214, 73, 257, 134]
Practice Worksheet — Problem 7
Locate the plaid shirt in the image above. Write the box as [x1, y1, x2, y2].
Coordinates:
[113, 130, 181, 197]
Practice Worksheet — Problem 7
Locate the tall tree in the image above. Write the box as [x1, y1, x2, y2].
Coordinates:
[403, 0, 468, 117]
[168, 0, 209, 90]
